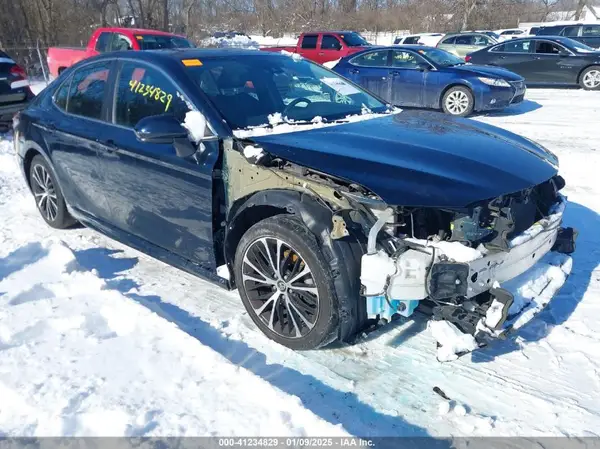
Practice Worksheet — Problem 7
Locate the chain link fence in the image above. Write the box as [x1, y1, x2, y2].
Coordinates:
[0, 41, 50, 82]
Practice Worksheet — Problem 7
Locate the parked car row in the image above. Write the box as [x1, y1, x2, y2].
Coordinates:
[12, 47, 576, 355]
[467, 36, 600, 90]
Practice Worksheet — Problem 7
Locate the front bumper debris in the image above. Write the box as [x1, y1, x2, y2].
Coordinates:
[360, 195, 577, 358]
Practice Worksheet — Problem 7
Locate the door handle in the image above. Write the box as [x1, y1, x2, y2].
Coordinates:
[533, 56, 542, 60]
[498, 55, 507, 59]
[318, 52, 325, 56]
[349, 68, 360, 74]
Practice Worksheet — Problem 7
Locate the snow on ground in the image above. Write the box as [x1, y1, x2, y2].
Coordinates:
[1, 88, 600, 437]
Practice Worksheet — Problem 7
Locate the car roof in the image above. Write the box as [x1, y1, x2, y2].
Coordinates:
[389, 44, 433, 50]
[99, 27, 184, 36]
[444, 31, 489, 36]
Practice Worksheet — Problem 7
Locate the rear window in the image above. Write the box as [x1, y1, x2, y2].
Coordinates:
[583, 25, 600, 37]
[301, 35, 318, 49]
[65, 62, 111, 120]
[538, 26, 563, 35]
[135, 34, 193, 50]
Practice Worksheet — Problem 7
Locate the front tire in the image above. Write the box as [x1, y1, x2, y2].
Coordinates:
[442, 86, 474, 117]
[29, 155, 76, 229]
[580, 66, 600, 91]
[234, 215, 340, 350]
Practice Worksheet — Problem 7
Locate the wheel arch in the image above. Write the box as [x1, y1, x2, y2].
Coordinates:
[224, 188, 368, 342]
[577, 64, 600, 85]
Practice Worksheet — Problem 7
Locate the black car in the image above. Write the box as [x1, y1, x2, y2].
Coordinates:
[0, 50, 32, 131]
[467, 36, 600, 90]
[536, 23, 600, 50]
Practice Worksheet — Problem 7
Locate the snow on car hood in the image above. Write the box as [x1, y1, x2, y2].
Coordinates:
[249, 110, 559, 208]
[454, 64, 524, 81]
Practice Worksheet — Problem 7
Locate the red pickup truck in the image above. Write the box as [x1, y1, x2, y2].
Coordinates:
[47, 27, 193, 78]
[261, 31, 372, 65]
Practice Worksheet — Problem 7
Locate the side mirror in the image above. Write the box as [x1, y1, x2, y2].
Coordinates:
[135, 114, 188, 144]
[135, 114, 197, 158]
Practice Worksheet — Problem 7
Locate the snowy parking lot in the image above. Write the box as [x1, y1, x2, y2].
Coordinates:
[0, 87, 599, 437]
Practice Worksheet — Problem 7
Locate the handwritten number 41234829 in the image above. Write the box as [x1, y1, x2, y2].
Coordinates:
[129, 79, 173, 112]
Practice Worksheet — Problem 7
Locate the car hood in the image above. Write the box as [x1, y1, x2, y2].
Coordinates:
[249, 111, 558, 208]
[453, 64, 524, 81]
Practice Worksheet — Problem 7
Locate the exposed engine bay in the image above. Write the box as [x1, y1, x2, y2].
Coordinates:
[358, 173, 577, 355]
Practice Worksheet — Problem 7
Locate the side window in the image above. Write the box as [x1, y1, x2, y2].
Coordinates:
[583, 25, 600, 37]
[498, 40, 531, 53]
[301, 35, 318, 49]
[404, 37, 420, 44]
[95, 32, 113, 53]
[535, 41, 562, 54]
[441, 36, 456, 45]
[562, 26, 579, 37]
[114, 62, 188, 128]
[350, 50, 389, 67]
[66, 62, 110, 120]
[111, 34, 133, 51]
[473, 35, 491, 46]
[54, 77, 71, 111]
[455, 35, 475, 45]
[321, 35, 342, 50]
[391, 51, 424, 69]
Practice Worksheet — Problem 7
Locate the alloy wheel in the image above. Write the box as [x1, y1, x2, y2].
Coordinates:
[242, 237, 319, 339]
[445, 90, 470, 115]
[31, 164, 58, 222]
[583, 70, 600, 89]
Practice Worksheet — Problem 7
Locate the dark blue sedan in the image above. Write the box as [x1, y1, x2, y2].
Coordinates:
[334, 45, 526, 116]
[13, 49, 572, 352]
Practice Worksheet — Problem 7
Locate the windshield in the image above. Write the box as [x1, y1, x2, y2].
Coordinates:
[484, 32, 501, 40]
[416, 48, 464, 67]
[136, 34, 194, 50]
[340, 32, 371, 47]
[187, 55, 387, 130]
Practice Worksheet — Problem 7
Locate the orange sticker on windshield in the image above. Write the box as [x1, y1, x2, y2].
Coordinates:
[182, 59, 202, 67]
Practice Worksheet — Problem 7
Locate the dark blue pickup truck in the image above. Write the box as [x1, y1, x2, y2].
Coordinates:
[13, 49, 575, 354]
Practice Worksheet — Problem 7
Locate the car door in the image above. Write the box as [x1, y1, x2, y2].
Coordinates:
[389, 50, 426, 107]
[97, 59, 219, 270]
[452, 35, 478, 58]
[319, 34, 345, 64]
[344, 49, 391, 100]
[298, 34, 319, 62]
[45, 61, 114, 221]
[581, 25, 600, 49]
[530, 40, 578, 84]
[437, 36, 456, 54]
[487, 40, 535, 79]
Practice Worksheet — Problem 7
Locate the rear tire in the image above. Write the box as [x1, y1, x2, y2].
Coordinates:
[29, 155, 76, 229]
[579, 66, 600, 91]
[234, 215, 342, 350]
[442, 86, 474, 117]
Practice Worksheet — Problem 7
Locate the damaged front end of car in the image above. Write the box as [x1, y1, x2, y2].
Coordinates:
[358, 174, 577, 360]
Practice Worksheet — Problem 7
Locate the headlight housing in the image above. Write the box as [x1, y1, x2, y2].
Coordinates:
[477, 77, 511, 87]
